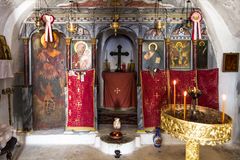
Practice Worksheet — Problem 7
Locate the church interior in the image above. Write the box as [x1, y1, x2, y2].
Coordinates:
[0, 0, 240, 159]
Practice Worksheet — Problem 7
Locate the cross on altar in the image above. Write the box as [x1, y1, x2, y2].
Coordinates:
[110, 45, 129, 71]
[114, 88, 121, 94]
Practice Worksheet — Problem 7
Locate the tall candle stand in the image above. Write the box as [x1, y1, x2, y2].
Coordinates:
[2, 88, 14, 126]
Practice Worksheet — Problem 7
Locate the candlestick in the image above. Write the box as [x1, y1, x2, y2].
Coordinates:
[173, 80, 176, 115]
[222, 94, 226, 123]
[193, 87, 196, 92]
[184, 91, 187, 120]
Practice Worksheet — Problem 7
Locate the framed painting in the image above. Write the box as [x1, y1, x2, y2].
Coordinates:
[71, 40, 92, 70]
[31, 30, 66, 129]
[0, 35, 7, 45]
[142, 41, 165, 70]
[197, 40, 208, 69]
[169, 40, 192, 70]
[222, 53, 239, 72]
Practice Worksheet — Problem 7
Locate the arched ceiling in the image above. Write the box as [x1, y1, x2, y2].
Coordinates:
[207, 0, 240, 37]
[0, 0, 240, 37]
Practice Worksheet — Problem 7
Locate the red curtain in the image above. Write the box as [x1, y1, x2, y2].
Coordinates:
[198, 68, 219, 110]
[67, 69, 95, 131]
[141, 70, 167, 130]
[141, 69, 219, 130]
[170, 70, 196, 104]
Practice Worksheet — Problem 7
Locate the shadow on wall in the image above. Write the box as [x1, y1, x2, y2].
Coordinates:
[235, 75, 240, 144]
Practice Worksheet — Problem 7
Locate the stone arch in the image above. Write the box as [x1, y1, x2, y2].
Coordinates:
[96, 27, 138, 109]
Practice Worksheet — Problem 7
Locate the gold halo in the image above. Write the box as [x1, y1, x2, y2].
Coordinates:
[40, 32, 59, 49]
[199, 41, 205, 47]
[74, 41, 88, 53]
[175, 42, 183, 48]
[148, 42, 158, 51]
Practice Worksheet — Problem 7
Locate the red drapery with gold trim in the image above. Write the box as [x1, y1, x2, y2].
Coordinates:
[141, 69, 219, 130]
[141, 70, 167, 130]
[67, 69, 95, 131]
[198, 69, 219, 110]
[170, 70, 196, 104]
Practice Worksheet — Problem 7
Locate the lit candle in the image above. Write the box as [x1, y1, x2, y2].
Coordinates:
[184, 91, 187, 120]
[173, 80, 176, 115]
[222, 94, 226, 123]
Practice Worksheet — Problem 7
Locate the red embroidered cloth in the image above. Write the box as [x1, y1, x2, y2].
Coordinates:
[170, 70, 196, 104]
[141, 69, 219, 130]
[67, 69, 95, 131]
[197, 69, 219, 110]
[141, 70, 168, 130]
[102, 72, 137, 110]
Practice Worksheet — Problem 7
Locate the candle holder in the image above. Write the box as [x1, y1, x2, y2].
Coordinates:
[161, 105, 232, 160]
[187, 87, 202, 121]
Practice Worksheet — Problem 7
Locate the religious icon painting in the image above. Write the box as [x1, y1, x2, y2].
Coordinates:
[31, 30, 66, 129]
[0, 35, 11, 60]
[222, 53, 239, 72]
[142, 41, 165, 70]
[169, 40, 192, 70]
[71, 40, 92, 70]
[197, 40, 208, 69]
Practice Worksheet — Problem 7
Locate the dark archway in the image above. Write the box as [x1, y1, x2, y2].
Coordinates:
[96, 27, 138, 125]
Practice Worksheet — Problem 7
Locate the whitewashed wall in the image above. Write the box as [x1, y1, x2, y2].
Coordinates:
[195, 0, 240, 144]
[0, 0, 36, 123]
[0, 0, 239, 143]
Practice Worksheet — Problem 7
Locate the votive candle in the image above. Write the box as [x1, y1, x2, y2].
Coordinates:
[173, 80, 176, 115]
[184, 91, 187, 120]
[222, 94, 226, 123]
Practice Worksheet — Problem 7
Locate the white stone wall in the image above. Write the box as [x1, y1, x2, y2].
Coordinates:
[0, 0, 36, 124]
[195, 0, 240, 144]
[0, 0, 239, 143]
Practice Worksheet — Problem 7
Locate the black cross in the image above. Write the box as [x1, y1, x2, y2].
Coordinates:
[110, 45, 129, 72]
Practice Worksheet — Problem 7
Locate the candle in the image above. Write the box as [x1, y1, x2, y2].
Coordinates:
[222, 94, 226, 123]
[184, 91, 187, 120]
[193, 87, 196, 92]
[173, 80, 176, 115]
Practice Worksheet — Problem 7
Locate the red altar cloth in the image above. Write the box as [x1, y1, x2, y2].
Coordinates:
[141, 70, 168, 130]
[170, 70, 196, 104]
[102, 72, 137, 110]
[198, 69, 219, 110]
[66, 69, 95, 131]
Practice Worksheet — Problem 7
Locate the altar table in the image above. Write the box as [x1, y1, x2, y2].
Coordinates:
[102, 72, 137, 110]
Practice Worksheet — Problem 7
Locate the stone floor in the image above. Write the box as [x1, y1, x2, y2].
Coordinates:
[1, 144, 239, 160]
[0, 124, 240, 160]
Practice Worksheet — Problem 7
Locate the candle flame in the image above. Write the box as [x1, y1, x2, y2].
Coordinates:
[173, 80, 176, 85]
[184, 91, 187, 96]
[222, 94, 227, 101]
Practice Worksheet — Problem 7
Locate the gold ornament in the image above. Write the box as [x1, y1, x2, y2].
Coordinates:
[161, 105, 232, 160]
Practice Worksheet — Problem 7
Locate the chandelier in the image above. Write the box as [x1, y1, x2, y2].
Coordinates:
[111, 0, 120, 36]
[34, 0, 42, 30]
[154, 0, 163, 31]
[111, 14, 120, 36]
[185, 0, 192, 28]
[67, 0, 78, 33]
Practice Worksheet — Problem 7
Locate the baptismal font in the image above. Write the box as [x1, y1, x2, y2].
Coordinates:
[161, 86, 232, 160]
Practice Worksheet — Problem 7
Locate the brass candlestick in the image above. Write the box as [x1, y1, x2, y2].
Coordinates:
[187, 87, 202, 121]
[2, 88, 14, 126]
